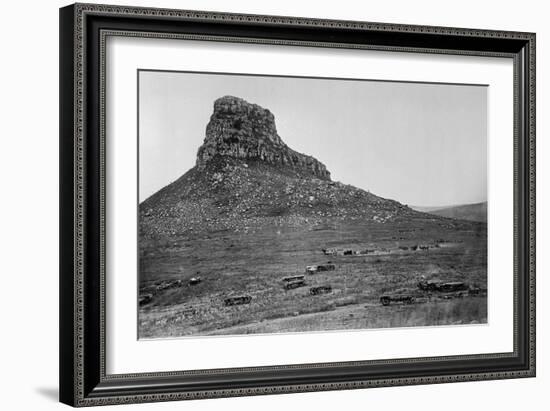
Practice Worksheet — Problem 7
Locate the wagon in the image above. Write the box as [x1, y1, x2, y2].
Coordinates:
[417, 280, 469, 292]
[155, 279, 184, 292]
[282, 275, 305, 282]
[437, 291, 469, 299]
[379, 294, 415, 306]
[188, 277, 201, 286]
[285, 279, 306, 290]
[468, 286, 487, 296]
[436, 281, 468, 292]
[305, 264, 336, 274]
[309, 285, 332, 295]
[224, 295, 252, 306]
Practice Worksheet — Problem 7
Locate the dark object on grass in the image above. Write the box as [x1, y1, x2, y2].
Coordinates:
[188, 277, 202, 286]
[139, 294, 153, 306]
[437, 291, 469, 299]
[224, 295, 252, 306]
[468, 286, 488, 296]
[282, 275, 305, 282]
[285, 280, 306, 290]
[306, 264, 336, 274]
[418, 280, 469, 292]
[154, 279, 184, 292]
[380, 294, 415, 306]
[309, 285, 332, 295]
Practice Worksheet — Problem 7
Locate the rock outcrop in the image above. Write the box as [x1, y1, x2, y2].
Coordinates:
[139, 95, 439, 239]
[196, 96, 331, 180]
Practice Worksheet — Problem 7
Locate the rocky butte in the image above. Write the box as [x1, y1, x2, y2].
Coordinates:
[140, 96, 424, 238]
[196, 96, 331, 180]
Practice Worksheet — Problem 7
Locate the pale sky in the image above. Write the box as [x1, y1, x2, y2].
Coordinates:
[139, 70, 487, 207]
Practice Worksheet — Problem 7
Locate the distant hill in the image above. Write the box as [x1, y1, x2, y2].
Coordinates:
[411, 202, 487, 223]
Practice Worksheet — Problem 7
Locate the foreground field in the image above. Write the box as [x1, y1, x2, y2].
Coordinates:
[138, 215, 487, 339]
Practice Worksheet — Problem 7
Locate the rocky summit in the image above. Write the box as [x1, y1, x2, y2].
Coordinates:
[140, 96, 427, 239]
[196, 96, 330, 180]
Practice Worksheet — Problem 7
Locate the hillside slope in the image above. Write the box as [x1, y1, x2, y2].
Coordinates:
[411, 202, 487, 223]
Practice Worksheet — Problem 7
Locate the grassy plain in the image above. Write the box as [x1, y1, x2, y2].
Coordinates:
[138, 215, 487, 339]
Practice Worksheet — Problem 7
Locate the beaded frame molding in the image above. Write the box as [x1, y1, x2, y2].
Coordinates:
[59, 3, 535, 407]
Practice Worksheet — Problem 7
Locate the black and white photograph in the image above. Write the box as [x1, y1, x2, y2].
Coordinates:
[55, 0, 540, 407]
[1, 0, 543, 409]
[137, 70, 488, 339]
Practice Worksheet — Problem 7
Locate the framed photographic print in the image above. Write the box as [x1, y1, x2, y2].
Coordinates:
[59, 3, 536, 407]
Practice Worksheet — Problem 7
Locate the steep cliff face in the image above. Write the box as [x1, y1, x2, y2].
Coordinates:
[196, 96, 331, 180]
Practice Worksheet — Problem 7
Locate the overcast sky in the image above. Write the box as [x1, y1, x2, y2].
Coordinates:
[139, 70, 487, 207]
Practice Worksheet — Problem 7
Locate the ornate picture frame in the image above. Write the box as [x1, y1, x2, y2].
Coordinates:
[59, 3, 535, 407]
